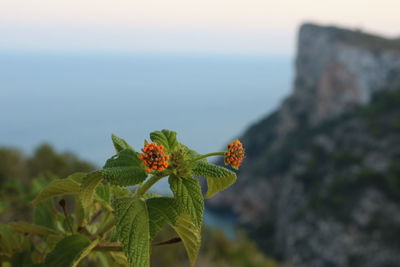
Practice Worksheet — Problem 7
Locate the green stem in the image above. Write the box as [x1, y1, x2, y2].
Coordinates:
[191, 152, 225, 162]
[94, 237, 182, 251]
[136, 174, 166, 197]
[59, 199, 74, 234]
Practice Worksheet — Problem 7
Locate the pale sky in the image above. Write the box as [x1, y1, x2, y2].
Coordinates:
[1, 0, 399, 54]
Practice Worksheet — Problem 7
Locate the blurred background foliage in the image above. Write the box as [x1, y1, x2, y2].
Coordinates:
[0, 144, 94, 222]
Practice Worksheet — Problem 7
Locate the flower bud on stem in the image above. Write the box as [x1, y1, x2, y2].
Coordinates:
[191, 152, 226, 162]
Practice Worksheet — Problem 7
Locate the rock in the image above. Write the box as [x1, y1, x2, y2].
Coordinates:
[207, 23, 400, 267]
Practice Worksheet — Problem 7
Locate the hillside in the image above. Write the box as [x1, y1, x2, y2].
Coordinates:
[208, 23, 400, 267]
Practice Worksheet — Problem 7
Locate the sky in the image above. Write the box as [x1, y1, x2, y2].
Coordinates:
[1, 0, 400, 55]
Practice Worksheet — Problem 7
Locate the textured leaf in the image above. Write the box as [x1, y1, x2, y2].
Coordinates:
[169, 175, 204, 227]
[104, 148, 142, 168]
[113, 197, 150, 267]
[150, 129, 178, 152]
[171, 213, 201, 267]
[179, 143, 204, 161]
[146, 195, 201, 266]
[80, 171, 104, 210]
[95, 196, 114, 213]
[111, 134, 132, 153]
[102, 167, 147, 187]
[146, 197, 180, 240]
[74, 198, 86, 228]
[31, 174, 82, 205]
[111, 186, 130, 197]
[10, 221, 59, 236]
[103, 149, 147, 186]
[44, 234, 94, 267]
[193, 161, 237, 198]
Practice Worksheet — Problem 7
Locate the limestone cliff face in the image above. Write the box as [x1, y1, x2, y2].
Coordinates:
[294, 24, 400, 125]
[207, 24, 400, 267]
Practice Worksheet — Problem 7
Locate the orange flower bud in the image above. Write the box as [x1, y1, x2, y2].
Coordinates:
[139, 141, 170, 173]
[224, 139, 245, 169]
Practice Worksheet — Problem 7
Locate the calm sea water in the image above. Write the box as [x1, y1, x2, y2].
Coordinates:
[0, 51, 292, 231]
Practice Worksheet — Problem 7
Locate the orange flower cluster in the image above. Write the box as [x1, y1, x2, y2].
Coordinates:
[139, 142, 169, 173]
[225, 140, 245, 169]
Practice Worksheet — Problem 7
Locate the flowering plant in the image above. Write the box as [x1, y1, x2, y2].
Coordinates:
[1, 129, 244, 267]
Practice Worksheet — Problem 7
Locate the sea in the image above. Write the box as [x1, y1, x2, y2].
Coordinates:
[0, 51, 293, 236]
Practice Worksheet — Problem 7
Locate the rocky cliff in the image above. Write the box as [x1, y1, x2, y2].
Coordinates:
[207, 24, 400, 267]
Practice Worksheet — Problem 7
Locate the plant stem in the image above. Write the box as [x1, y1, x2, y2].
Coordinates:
[191, 152, 225, 162]
[90, 210, 102, 224]
[94, 237, 182, 251]
[152, 237, 181, 246]
[94, 242, 122, 251]
[135, 174, 166, 197]
[59, 199, 74, 234]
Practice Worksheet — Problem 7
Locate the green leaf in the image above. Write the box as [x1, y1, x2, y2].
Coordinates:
[103, 149, 147, 186]
[0, 224, 30, 258]
[146, 197, 180, 240]
[193, 161, 237, 198]
[169, 175, 204, 227]
[111, 134, 132, 153]
[150, 129, 178, 152]
[109, 251, 129, 266]
[68, 172, 88, 183]
[179, 143, 204, 161]
[102, 167, 147, 187]
[112, 197, 150, 267]
[11, 250, 40, 267]
[74, 198, 86, 228]
[111, 186, 130, 198]
[95, 185, 113, 212]
[33, 201, 57, 230]
[71, 239, 100, 267]
[80, 171, 104, 210]
[171, 213, 201, 267]
[104, 148, 142, 168]
[31, 174, 83, 205]
[44, 234, 95, 267]
[45, 234, 65, 253]
[9, 222, 59, 236]
[146, 196, 201, 266]
[95, 213, 115, 238]
[97, 184, 111, 202]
